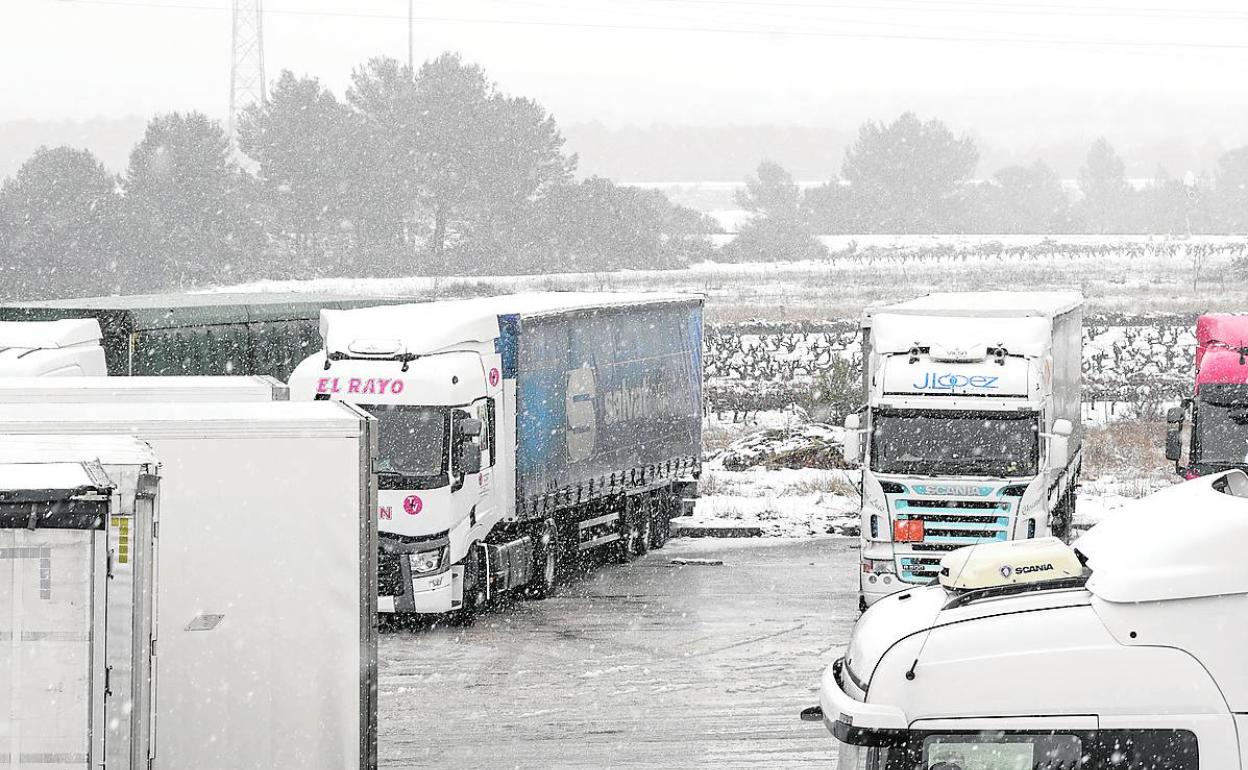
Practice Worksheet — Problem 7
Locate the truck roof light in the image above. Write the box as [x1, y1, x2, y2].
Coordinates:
[938, 537, 1083, 593]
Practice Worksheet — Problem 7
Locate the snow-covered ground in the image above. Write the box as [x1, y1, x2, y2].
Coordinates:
[679, 409, 1174, 541]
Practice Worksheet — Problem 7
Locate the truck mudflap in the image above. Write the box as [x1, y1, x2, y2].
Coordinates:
[377, 534, 453, 614]
[818, 657, 908, 741]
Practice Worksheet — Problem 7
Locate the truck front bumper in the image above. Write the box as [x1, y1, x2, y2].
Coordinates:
[378, 534, 453, 614]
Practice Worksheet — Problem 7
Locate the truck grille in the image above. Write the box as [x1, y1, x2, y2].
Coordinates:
[377, 550, 406, 597]
[894, 496, 1013, 583]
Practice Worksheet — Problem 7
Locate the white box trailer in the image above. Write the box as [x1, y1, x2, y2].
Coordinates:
[0, 402, 378, 770]
[0, 437, 159, 769]
[0, 375, 288, 402]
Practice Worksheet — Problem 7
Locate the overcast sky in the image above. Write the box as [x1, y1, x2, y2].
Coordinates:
[5, 0, 1248, 144]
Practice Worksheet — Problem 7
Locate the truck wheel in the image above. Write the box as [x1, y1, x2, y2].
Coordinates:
[451, 546, 484, 624]
[1050, 491, 1073, 542]
[529, 519, 559, 599]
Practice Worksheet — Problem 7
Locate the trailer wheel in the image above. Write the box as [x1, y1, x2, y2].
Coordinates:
[617, 500, 649, 563]
[648, 493, 671, 550]
[529, 519, 559, 599]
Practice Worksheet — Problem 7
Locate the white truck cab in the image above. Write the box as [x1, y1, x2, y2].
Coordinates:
[0, 319, 106, 376]
[812, 470, 1248, 769]
[847, 292, 1083, 610]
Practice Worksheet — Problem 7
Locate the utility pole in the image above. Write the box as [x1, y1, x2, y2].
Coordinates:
[229, 0, 266, 143]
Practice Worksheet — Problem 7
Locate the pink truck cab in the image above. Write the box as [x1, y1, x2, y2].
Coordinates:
[1167, 314, 1248, 476]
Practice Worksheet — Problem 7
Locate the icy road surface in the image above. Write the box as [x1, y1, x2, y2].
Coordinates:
[379, 537, 861, 768]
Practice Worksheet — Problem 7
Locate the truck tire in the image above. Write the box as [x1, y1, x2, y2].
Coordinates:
[529, 519, 559, 599]
[1050, 490, 1073, 542]
[451, 545, 485, 625]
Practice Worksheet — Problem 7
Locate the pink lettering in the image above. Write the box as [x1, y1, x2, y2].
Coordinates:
[348, 378, 362, 394]
[377, 378, 391, 393]
[316, 377, 330, 393]
[362, 379, 377, 395]
[378, 506, 393, 520]
[392, 380, 404, 394]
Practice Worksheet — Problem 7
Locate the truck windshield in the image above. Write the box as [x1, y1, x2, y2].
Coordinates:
[870, 409, 1039, 477]
[1194, 401, 1248, 466]
[360, 404, 449, 480]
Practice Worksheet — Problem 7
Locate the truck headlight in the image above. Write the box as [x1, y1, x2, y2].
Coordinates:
[410, 547, 447, 574]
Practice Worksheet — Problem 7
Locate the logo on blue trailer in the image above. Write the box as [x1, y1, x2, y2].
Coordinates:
[913, 373, 999, 391]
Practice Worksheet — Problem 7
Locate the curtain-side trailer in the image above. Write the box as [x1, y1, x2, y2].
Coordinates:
[0, 402, 378, 770]
[289, 292, 703, 616]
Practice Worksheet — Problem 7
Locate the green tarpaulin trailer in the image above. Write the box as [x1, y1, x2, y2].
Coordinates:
[0, 293, 414, 381]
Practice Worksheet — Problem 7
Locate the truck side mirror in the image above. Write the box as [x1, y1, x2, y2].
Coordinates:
[456, 443, 482, 475]
[1165, 406, 1185, 424]
[457, 418, 483, 438]
[1047, 433, 1069, 471]
[843, 413, 862, 466]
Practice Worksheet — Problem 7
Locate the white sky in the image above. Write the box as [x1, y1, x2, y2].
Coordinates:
[4, 0, 1248, 142]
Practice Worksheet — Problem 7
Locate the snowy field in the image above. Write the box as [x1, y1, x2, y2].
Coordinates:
[206, 234, 1248, 322]
[675, 408, 1176, 541]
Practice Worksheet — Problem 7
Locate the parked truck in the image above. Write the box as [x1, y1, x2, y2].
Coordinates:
[0, 437, 159, 769]
[0, 401, 378, 769]
[1167, 313, 1248, 476]
[289, 292, 703, 615]
[808, 469, 1248, 769]
[844, 292, 1083, 610]
[0, 292, 408, 379]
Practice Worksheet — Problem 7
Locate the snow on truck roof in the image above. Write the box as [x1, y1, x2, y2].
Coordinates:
[1075, 470, 1248, 603]
[321, 291, 701, 358]
[865, 291, 1083, 320]
[0, 461, 107, 494]
[0, 435, 156, 467]
[0, 318, 102, 349]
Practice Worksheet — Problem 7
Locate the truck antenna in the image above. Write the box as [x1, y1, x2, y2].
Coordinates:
[904, 539, 982, 682]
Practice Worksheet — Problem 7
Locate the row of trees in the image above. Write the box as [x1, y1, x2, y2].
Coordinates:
[0, 53, 717, 301]
[729, 113, 1248, 261]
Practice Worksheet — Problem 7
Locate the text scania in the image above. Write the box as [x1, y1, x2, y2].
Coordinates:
[316, 377, 405, 396]
[1014, 563, 1054, 575]
[913, 372, 1000, 391]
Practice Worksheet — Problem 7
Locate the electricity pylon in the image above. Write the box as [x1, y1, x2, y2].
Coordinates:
[228, 0, 266, 142]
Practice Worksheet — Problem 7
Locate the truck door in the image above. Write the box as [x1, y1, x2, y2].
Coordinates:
[0, 495, 110, 769]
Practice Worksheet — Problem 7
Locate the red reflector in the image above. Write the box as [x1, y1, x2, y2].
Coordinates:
[1184, 469, 1200, 480]
[894, 519, 924, 542]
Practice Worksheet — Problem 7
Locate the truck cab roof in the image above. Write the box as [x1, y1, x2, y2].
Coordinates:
[864, 291, 1083, 320]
